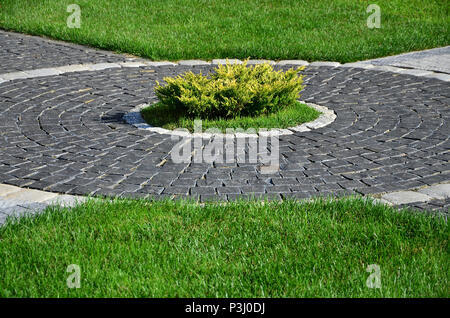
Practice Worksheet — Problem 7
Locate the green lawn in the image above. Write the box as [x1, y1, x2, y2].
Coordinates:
[0, 197, 448, 297]
[141, 101, 320, 132]
[0, 0, 448, 62]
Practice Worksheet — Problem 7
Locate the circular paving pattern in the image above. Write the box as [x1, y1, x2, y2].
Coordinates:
[123, 101, 336, 137]
[0, 64, 449, 202]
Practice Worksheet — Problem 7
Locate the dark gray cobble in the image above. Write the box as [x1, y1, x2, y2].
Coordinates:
[0, 30, 128, 73]
[397, 198, 449, 219]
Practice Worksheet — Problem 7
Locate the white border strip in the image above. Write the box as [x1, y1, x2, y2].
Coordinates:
[0, 61, 176, 82]
[1, 59, 448, 83]
[123, 102, 336, 138]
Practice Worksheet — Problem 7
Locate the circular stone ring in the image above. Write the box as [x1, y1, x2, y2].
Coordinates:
[123, 102, 337, 138]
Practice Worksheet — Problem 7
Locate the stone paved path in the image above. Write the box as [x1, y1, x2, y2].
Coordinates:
[359, 46, 450, 74]
[0, 30, 135, 73]
[0, 30, 449, 222]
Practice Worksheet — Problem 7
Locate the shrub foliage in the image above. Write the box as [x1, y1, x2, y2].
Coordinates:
[155, 60, 305, 119]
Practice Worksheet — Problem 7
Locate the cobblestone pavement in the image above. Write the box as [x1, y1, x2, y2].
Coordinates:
[0, 30, 130, 73]
[0, 31, 449, 218]
[359, 46, 450, 74]
[398, 198, 450, 216]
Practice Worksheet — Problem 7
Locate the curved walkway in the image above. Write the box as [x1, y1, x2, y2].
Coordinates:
[0, 30, 449, 217]
[358, 46, 450, 75]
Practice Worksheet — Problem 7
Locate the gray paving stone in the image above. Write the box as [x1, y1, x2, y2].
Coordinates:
[276, 60, 309, 66]
[305, 115, 334, 129]
[395, 68, 433, 76]
[119, 61, 147, 68]
[422, 73, 450, 81]
[260, 165, 280, 174]
[53, 64, 91, 73]
[23, 68, 62, 78]
[360, 46, 450, 74]
[145, 61, 176, 66]
[417, 184, 450, 200]
[341, 62, 375, 69]
[309, 61, 341, 67]
[3, 188, 59, 203]
[396, 197, 450, 215]
[177, 60, 211, 66]
[246, 60, 275, 65]
[371, 65, 403, 72]
[289, 125, 310, 132]
[0, 71, 28, 80]
[0, 205, 34, 217]
[87, 63, 121, 71]
[212, 59, 243, 65]
[0, 198, 24, 209]
[0, 184, 21, 196]
[18, 202, 49, 211]
[381, 191, 431, 205]
[0, 30, 128, 73]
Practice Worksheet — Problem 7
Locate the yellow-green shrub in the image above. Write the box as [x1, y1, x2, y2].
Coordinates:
[155, 60, 305, 119]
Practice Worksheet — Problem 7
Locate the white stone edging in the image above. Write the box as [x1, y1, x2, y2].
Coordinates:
[123, 101, 336, 138]
[1, 59, 448, 83]
[0, 61, 176, 82]
[340, 62, 450, 81]
[1, 181, 447, 226]
[372, 183, 450, 206]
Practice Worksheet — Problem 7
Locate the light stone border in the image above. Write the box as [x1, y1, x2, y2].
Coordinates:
[0, 61, 176, 82]
[340, 62, 450, 81]
[0, 183, 87, 226]
[372, 183, 450, 206]
[123, 101, 336, 138]
[0, 184, 86, 206]
[1, 180, 448, 226]
[1, 58, 449, 83]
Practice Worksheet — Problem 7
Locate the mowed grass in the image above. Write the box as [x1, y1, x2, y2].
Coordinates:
[141, 101, 320, 132]
[0, 0, 448, 62]
[0, 197, 448, 297]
